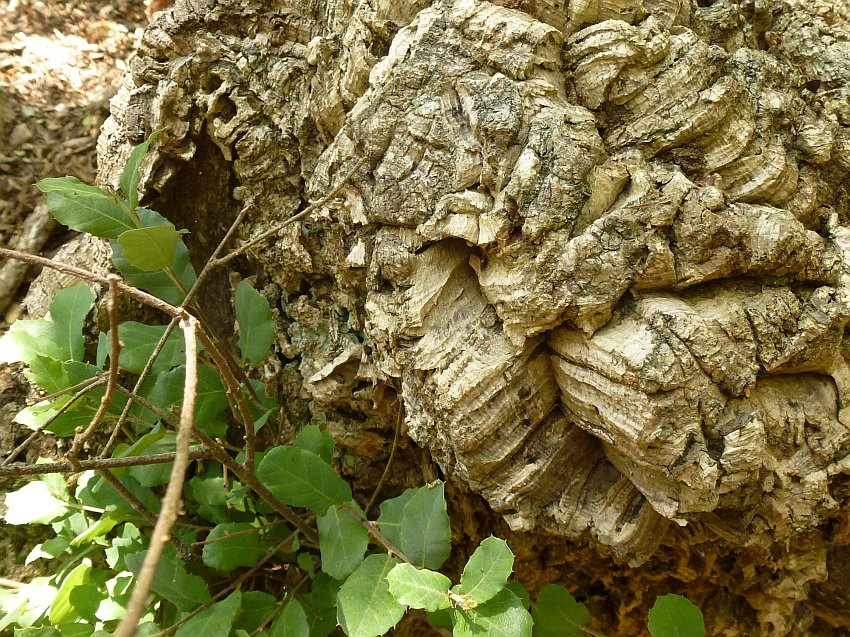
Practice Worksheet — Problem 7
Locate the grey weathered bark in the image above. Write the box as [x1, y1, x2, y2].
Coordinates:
[94, 0, 850, 633]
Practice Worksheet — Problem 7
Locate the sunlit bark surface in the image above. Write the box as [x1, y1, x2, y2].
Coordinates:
[96, 0, 850, 633]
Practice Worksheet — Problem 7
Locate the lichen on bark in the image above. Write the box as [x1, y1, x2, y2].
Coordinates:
[95, 0, 850, 633]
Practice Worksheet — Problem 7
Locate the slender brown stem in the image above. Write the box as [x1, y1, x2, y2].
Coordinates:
[115, 316, 199, 637]
[70, 275, 122, 463]
[0, 248, 184, 319]
[2, 377, 108, 466]
[181, 204, 250, 309]
[342, 503, 410, 563]
[196, 330, 256, 471]
[191, 520, 283, 547]
[96, 469, 191, 559]
[0, 449, 211, 478]
[366, 408, 403, 515]
[110, 369, 316, 551]
[251, 572, 310, 636]
[97, 468, 157, 522]
[27, 373, 107, 405]
[181, 202, 262, 406]
[103, 207, 249, 458]
[112, 385, 174, 423]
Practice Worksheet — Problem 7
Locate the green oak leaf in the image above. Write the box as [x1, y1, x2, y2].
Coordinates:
[336, 554, 404, 637]
[174, 590, 242, 637]
[124, 545, 211, 612]
[453, 537, 514, 607]
[120, 130, 162, 210]
[48, 283, 94, 361]
[268, 599, 308, 637]
[37, 176, 135, 239]
[399, 482, 450, 570]
[317, 504, 369, 580]
[453, 589, 532, 637]
[532, 584, 592, 637]
[295, 425, 334, 463]
[202, 523, 275, 572]
[257, 446, 351, 515]
[117, 225, 188, 272]
[386, 564, 451, 612]
[235, 281, 276, 365]
[647, 594, 705, 637]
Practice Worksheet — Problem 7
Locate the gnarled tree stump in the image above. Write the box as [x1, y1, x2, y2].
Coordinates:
[97, 0, 850, 633]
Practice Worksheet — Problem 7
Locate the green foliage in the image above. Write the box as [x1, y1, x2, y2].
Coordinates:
[175, 591, 242, 637]
[268, 599, 308, 637]
[47, 563, 93, 625]
[453, 536, 514, 607]
[233, 590, 277, 633]
[124, 546, 211, 611]
[336, 554, 404, 637]
[294, 425, 334, 462]
[0, 131, 709, 637]
[111, 321, 185, 373]
[399, 482, 451, 569]
[386, 564, 452, 612]
[36, 177, 137, 239]
[257, 445, 351, 514]
[375, 487, 416, 547]
[317, 505, 369, 579]
[235, 280, 276, 365]
[453, 588, 532, 637]
[202, 523, 277, 572]
[3, 480, 69, 525]
[532, 583, 592, 637]
[49, 284, 95, 362]
[0, 283, 92, 366]
[120, 129, 161, 210]
[117, 225, 188, 272]
[648, 594, 706, 637]
[110, 208, 196, 305]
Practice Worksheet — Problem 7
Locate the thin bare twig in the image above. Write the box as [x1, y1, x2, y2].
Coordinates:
[112, 385, 173, 422]
[251, 572, 311, 636]
[181, 204, 250, 309]
[69, 275, 122, 463]
[96, 468, 164, 529]
[0, 248, 184, 319]
[98, 468, 191, 559]
[215, 158, 366, 268]
[0, 449, 211, 478]
[115, 316, 200, 637]
[366, 408, 404, 515]
[2, 377, 108, 466]
[27, 373, 107, 405]
[103, 208, 250, 458]
[191, 520, 284, 547]
[343, 503, 410, 563]
[182, 203, 263, 405]
[196, 330, 256, 471]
